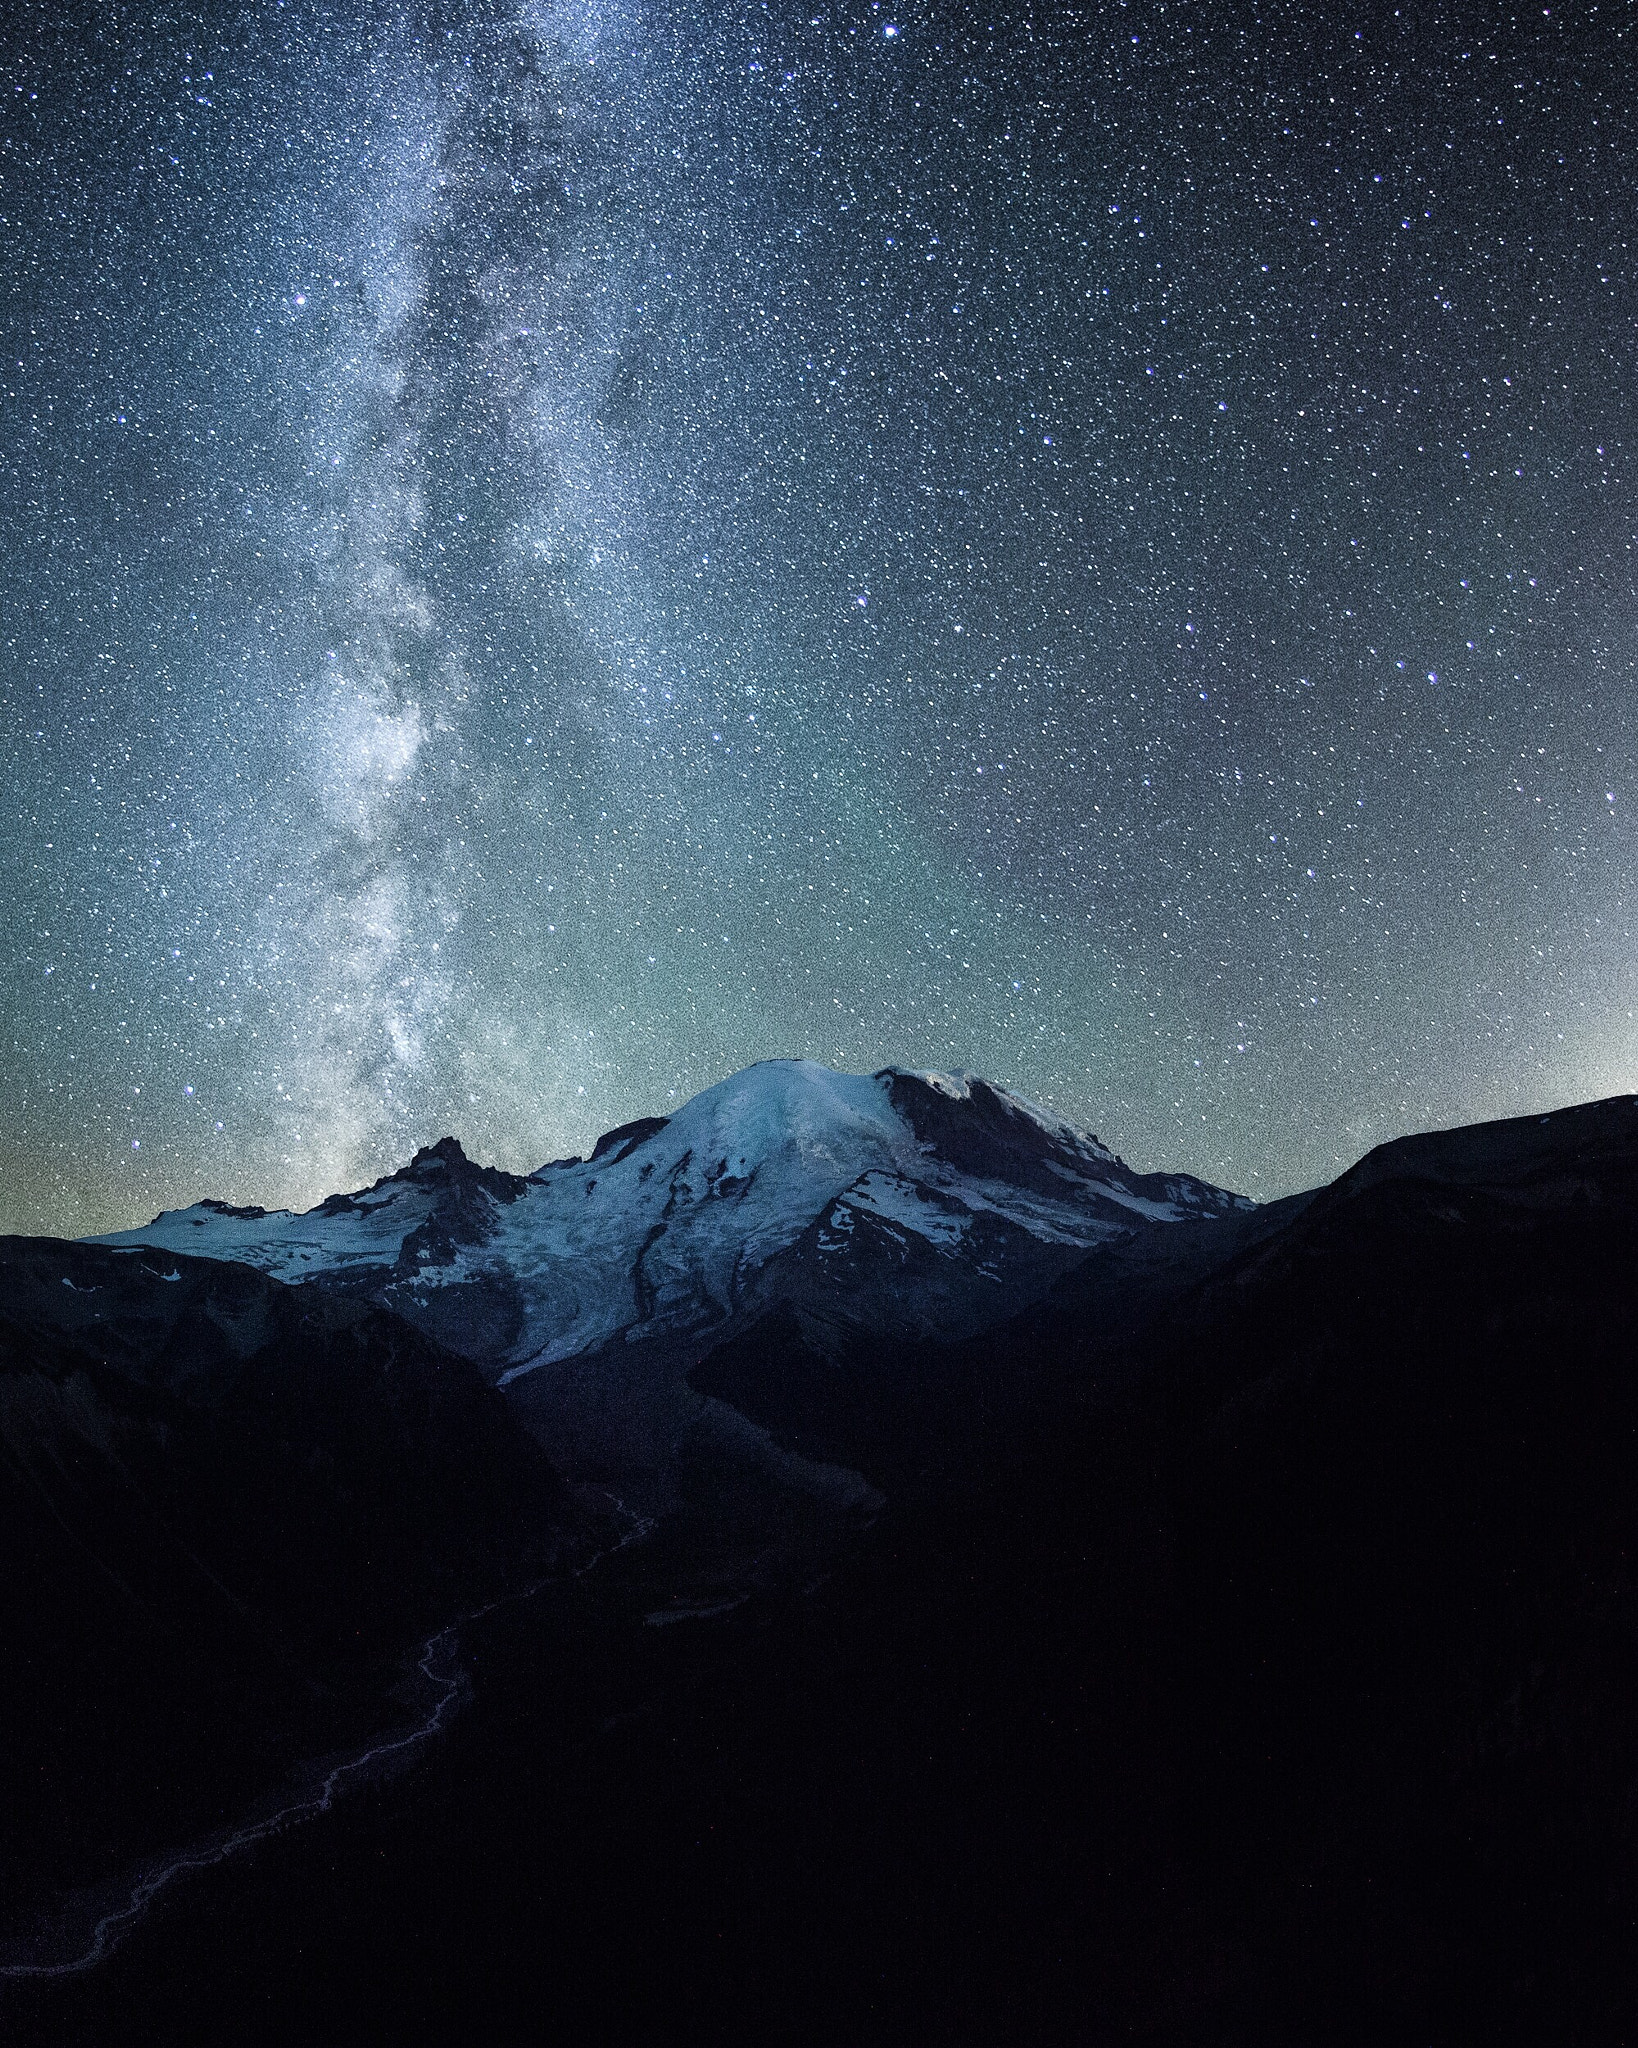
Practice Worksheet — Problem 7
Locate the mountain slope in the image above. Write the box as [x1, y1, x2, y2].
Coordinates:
[0, 1237, 571, 1941]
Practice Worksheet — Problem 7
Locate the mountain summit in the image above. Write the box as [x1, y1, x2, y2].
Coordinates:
[99, 1058, 1249, 1373]
[95, 1059, 1250, 1512]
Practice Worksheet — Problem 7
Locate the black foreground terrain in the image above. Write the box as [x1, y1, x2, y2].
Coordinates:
[7, 1096, 1638, 2044]
[0, 1239, 573, 1947]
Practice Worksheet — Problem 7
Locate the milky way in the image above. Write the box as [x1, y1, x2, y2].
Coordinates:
[3, 0, 1635, 1232]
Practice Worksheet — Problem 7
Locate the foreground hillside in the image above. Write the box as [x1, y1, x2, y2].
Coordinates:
[0, 1240, 574, 1955]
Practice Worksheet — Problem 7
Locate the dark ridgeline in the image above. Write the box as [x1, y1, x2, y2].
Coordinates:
[6, 1094, 1638, 2044]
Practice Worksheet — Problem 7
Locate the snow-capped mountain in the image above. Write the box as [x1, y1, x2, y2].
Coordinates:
[98, 1061, 1251, 1385]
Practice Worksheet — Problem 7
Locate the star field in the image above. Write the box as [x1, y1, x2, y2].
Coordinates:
[2, 0, 1635, 1232]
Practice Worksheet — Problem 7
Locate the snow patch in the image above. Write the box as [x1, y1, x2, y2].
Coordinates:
[841, 1170, 970, 1246]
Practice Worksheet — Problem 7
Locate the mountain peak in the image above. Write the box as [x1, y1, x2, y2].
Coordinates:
[93, 1059, 1250, 1388]
[408, 1135, 470, 1173]
[391, 1134, 531, 1209]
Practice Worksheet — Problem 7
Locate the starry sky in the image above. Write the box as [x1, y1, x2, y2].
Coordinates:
[3, 0, 1634, 1234]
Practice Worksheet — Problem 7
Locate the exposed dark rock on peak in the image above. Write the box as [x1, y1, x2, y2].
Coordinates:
[410, 1134, 471, 1169]
[875, 1065, 1244, 1217]
[394, 1135, 531, 1203]
[588, 1115, 671, 1165]
[878, 1066, 1115, 1184]
[304, 1136, 531, 1223]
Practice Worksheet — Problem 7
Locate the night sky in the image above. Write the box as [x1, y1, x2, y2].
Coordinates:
[3, 0, 1634, 1234]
